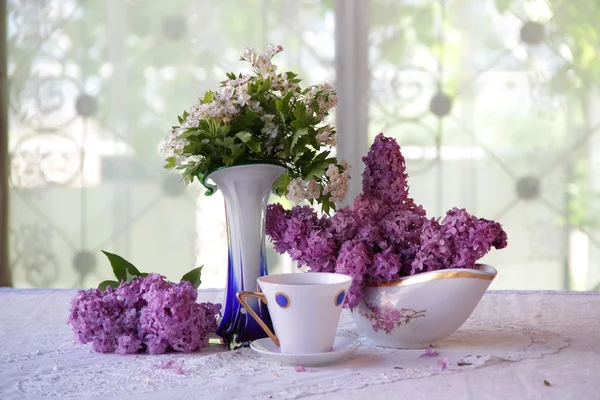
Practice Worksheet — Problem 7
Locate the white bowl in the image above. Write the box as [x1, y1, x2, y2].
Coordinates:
[351, 264, 497, 348]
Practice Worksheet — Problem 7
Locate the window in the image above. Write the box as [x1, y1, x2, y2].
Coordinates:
[6, 0, 600, 290]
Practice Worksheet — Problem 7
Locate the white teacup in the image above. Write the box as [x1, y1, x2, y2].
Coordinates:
[237, 272, 352, 354]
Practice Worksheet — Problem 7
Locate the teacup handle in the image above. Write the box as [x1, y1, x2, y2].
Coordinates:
[236, 291, 280, 347]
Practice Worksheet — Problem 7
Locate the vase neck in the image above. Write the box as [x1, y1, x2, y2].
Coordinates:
[207, 164, 286, 193]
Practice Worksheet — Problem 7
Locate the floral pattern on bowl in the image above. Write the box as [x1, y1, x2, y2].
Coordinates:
[358, 302, 426, 335]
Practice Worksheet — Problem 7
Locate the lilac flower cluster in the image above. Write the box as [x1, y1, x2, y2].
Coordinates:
[68, 274, 221, 355]
[266, 133, 508, 308]
[411, 208, 508, 274]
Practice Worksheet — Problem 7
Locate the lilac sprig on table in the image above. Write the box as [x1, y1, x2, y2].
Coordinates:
[266, 133, 508, 308]
[68, 252, 221, 355]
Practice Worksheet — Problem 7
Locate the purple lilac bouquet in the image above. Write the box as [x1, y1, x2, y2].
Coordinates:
[68, 274, 221, 355]
[266, 133, 508, 308]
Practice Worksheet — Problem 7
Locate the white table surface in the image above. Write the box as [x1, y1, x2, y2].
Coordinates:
[1, 288, 599, 400]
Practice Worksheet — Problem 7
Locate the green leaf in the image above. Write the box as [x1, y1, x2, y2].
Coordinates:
[245, 108, 258, 121]
[306, 167, 327, 180]
[178, 128, 200, 139]
[101, 250, 144, 282]
[98, 280, 120, 291]
[230, 143, 245, 158]
[216, 136, 236, 148]
[313, 150, 331, 163]
[236, 131, 253, 143]
[245, 139, 262, 153]
[180, 266, 203, 289]
[223, 155, 235, 165]
[293, 102, 307, 121]
[308, 132, 320, 149]
[258, 77, 272, 93]
[283, 91, 294, 102]
[295, 149, 317, 164]
[163, 157, 176, 170]
[275, 99, 287, 113]
[312, 161, 332, 171]
[273, 172, 291, 196]
[290, 119, 306, 129]
[201, 91, 213, 104]
[320, 193, 336, 215]
[291, 128, 307, 151]
[322, 200, 331, 215]
[247, 81, 256, 95]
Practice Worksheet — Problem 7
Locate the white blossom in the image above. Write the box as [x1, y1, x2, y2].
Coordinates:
[324, 164, 351, 202]
[264, 44, 284, 59]
[285, 178, 305, 202]
[235, 85, 251, 107]
[160, 127, 190, 165]
[285, 177, 322, 202]
[217, 86, 235, 101]
[261, 114, 279, 138]
[240, 46, 258, 64]
[256, 55, 277, 75]
[316, 126, 336, 146]
[305, 179, 321, 200]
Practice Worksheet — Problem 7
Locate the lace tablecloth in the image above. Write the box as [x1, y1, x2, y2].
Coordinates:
[1, 289, 599, 400]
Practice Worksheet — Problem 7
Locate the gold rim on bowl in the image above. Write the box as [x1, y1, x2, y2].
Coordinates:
[365, 263, 497, 288]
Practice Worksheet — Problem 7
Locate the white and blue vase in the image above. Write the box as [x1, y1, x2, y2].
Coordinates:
[205, 163, 286, 349]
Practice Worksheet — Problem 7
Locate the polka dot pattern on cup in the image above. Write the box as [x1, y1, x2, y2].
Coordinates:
[334, 290, 346, 306]
[275, 292, 290, 308]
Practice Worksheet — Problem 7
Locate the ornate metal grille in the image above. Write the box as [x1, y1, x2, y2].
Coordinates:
[4, 0, 600, 290]
[6, 0, 332, 288]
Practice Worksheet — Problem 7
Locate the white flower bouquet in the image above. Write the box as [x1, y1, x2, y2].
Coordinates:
[160, 45, 349, 213]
